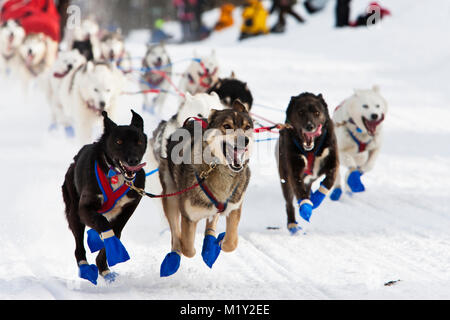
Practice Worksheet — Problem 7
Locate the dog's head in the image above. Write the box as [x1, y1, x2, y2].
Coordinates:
[52, 49, 86, 77]
[19, 33, 47, 66]
[347, 85, 388, 136]
[0, 20, 25, 55]
[144, 43, 171, 69]
[176, 92, 224, 127]
[100, 30, 125, 61]
[208, 73, 253, 110]
[100, 110, 147, 181]
[73, 18, 100, 41]
[204, 100, 254, 173]
[190, 49, 220, 90]
[286, 93, 330, 151]
[79, 61, 120, 115]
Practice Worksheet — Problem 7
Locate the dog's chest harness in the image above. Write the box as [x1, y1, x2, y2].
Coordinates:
[194, 172, 238, 213]
[94, 161, 132, 214]
[292, 129, 328, 176]
[347, 129, 371, 153]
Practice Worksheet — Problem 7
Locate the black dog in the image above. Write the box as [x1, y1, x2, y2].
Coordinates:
[207, 76, 253, 111]
[62, 110, 147, 285]
[276, 93, 339, 234]
[72, 39, 94, 61]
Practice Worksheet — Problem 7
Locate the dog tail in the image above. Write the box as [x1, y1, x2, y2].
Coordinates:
[62, 163, 79, 221]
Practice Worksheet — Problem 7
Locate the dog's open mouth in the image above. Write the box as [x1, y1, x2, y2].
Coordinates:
[118, 160, 146, 181]
[302, 124, 322, 151]
[362, 114, 384, 136]
[222, 142, 247, 172]
[26, 52, 34, 66]
[53, 66, 72, 78]
[87, 101, 104, 115]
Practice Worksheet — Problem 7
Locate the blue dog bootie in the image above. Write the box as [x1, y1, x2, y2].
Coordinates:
[298, 199, 313, 222]
[330, 187, 343, 201]
[201, 232, 226, 268]
[160, 251, 181, 277]
[87, 229, 105, 253]
[64, 125, 75, 138]
[101, 270, 119, 284]
[78, 261, 99, 285]
[310, 184, 330, 209]
[287, 222, 302, 235]
[347, 170, 365, 193]
[101, 230, 130, 267]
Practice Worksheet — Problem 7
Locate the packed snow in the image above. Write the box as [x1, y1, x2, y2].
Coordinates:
[0, 1, 449, 299]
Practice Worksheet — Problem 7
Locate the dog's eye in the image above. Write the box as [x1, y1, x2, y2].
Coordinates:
[197, 113, 203, 118]
[223, 124, 232, 130]
[137, 140, 143, 145]
[362, 104, 369, 109]
[94, 88, 99, 92]
[376, 104, 380, 108]
[116, 139, 123, 145]
[315, 111, 320, 117]
[244, 125, 251, 131]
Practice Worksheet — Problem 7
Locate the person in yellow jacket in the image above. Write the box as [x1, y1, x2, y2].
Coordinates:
[214, 3, 235, 31]
[239, 0, 269, 40]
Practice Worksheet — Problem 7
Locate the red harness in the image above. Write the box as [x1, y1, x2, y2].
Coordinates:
[94, 161, 131, 214]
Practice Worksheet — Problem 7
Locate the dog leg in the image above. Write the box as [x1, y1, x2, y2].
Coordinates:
[160, 196, 182, 277]
[330, 168, 343, 201]
[181, 215, 198, 258]
[221, 206, 242, 252]
[201, 214, 224, 268]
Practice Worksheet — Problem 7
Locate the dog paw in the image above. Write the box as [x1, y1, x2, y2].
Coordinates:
[64, 125, 75, 138]
[298, 199, 313, 222]
[287, 222, 302, 235]
[347, 170, 365, 193]
[78, 263, 98, 285]
[87, 229, 104, 253]
[102, 270, 119, 283]
[201, 232, 225, 268]
[102, 231, 130, 267]
[160, 251, 181, 277]
[330, 187, 342, 201]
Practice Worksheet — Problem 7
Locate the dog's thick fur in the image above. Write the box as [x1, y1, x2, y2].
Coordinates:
[149, 91, 224, 165]
[207, 72, 253, 111]
[332, 85, 388, 192]
[140, 43, 172, 114]
[0, 19, 25, 77]
[177, 50, 220, 102]
[44, 49, 86, 129]
[159, 100, 253, 265]
[276, 93, 339, 228]
[62, 110, 147, 277]
[59, 60, 125, 145]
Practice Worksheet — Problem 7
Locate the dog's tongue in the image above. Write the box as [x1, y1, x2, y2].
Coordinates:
[364, 115, 384, 136]
[26, 54, 34, 66]
[124, 162, 146, 172]
[304, 124, 322, 139]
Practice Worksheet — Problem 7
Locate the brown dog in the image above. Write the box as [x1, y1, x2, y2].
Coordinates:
[158, 100, 254, 276]
[276, 93, 339, 234]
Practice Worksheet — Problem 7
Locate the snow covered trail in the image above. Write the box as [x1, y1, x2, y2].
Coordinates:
[0, 0, 449, 299]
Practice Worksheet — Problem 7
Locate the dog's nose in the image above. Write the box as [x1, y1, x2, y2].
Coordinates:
[27, 49, 32, 55]
[127, 157, 139, 166]
[371, 113, 379, 120]
[305, 122, 315, 132]
[99, 101, 106, 109]
[67, 64, 73, 69]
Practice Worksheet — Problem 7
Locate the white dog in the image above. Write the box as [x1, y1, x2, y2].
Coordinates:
[330, 85, 388, 200]
[0, 19, 25, 77]
[149, 92, 224, 165]
[178, 50, 220, 102]
[140, 43, 172, 114]
[17, 33, 58, 91]
[59, 60, 125, 145]
[99, 29, 132, 74]
[44, 49, 86, 134]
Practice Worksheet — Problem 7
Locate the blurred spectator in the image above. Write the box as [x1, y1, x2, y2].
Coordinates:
[214, 3, 235, 31]
[150, 18, 173, 43]
[270, 0, 304, 34]
[173, 0, 196, 42]
[193, 0, 210, 40]
[239, 0, 269, 40]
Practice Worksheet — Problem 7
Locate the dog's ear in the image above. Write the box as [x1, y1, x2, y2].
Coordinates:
[372, 85, 380, 93]
[130, 109, 144, 132]
[207, 109, 219, 124]
[230, 71, 236, 79]
[102, 111, 117, 133]
[232, 99, 247, 113]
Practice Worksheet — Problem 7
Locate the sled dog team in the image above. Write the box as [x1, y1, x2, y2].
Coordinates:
[0, 19, 388, 285]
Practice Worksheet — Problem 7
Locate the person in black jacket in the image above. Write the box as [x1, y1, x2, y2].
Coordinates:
[270, 0, 304, 33]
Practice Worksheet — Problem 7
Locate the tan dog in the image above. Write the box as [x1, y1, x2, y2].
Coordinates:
[158, 100, 254, 277]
